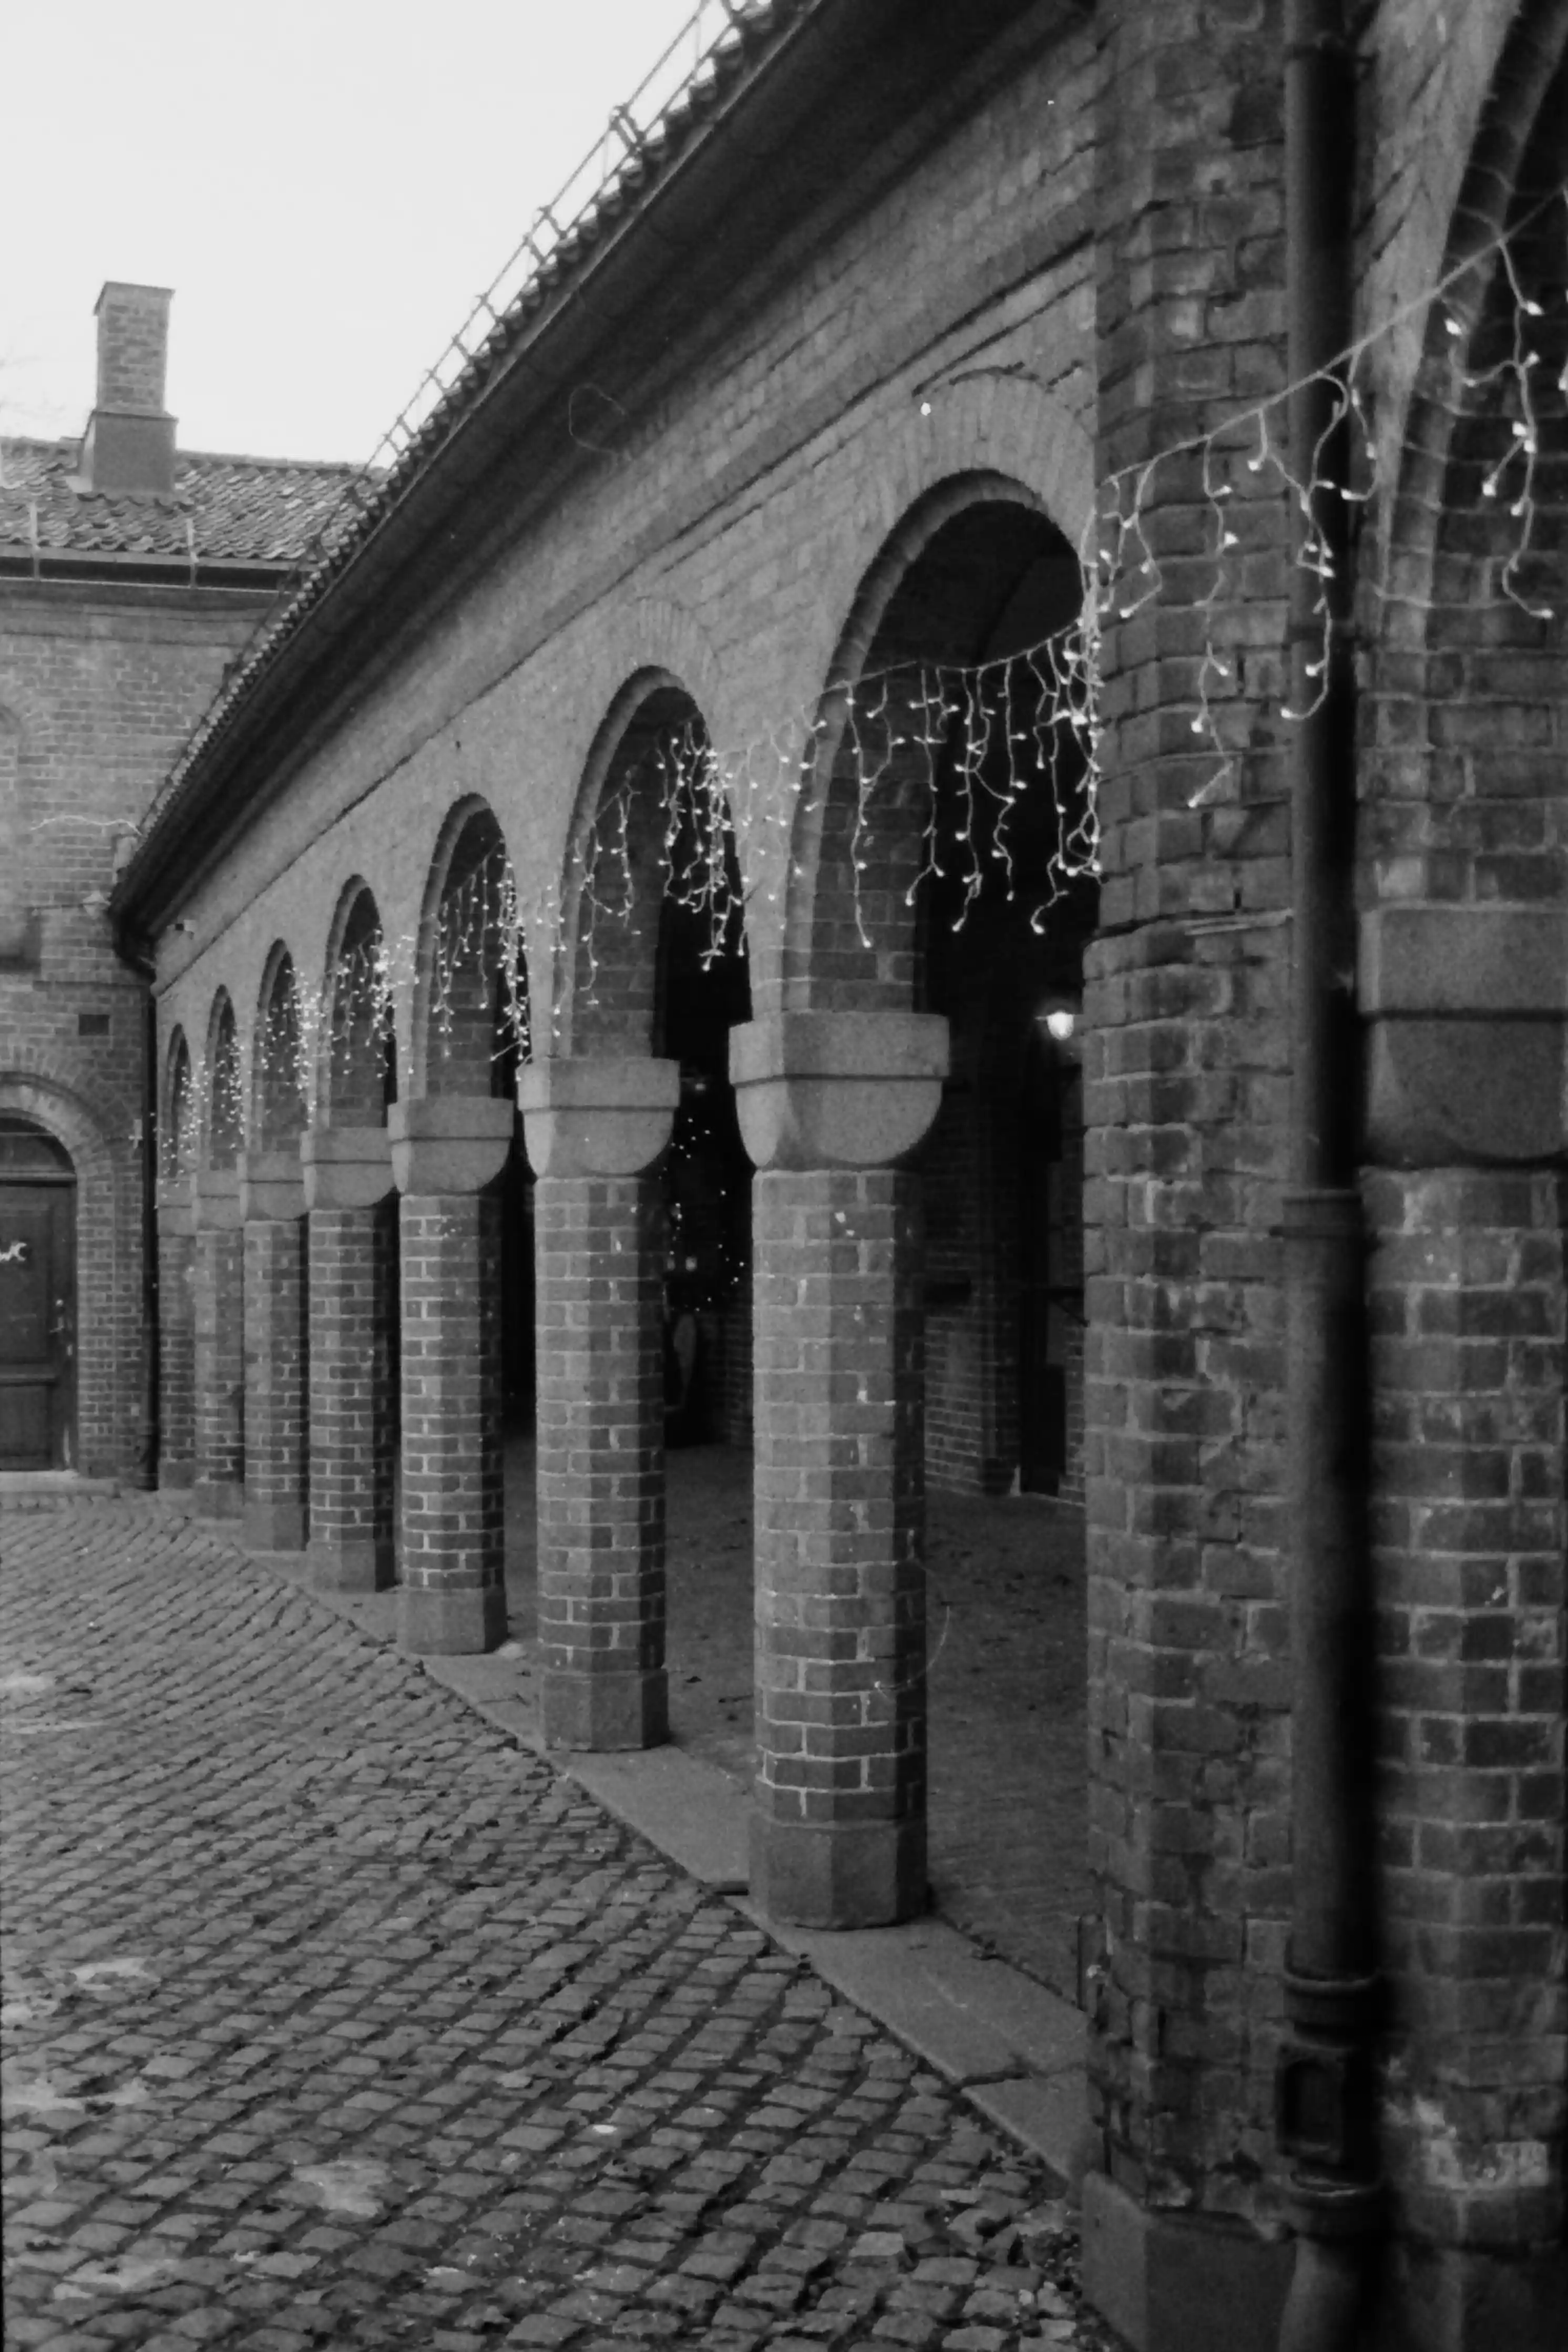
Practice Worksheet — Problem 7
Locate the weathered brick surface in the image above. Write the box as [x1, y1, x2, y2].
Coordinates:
[191, 1226, 244, 1518]
[242, 1215, 309, 1552]
[1, 585, 270, 1476]
[1082, 0, 1297, 2224]
[398, 1192, 506, 1649]
[1366, 1167, 1567, 2246]
[534, 1173, 668, 1750]
[307, 1201, 397, 1590]
[751, 1169, 927, 1929]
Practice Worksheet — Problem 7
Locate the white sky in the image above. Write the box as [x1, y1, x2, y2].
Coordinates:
[3, 0, 709, 463]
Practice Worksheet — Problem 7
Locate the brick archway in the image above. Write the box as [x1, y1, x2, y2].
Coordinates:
[557, 664, 742, 1061]
[786, 471, 1092, 1019]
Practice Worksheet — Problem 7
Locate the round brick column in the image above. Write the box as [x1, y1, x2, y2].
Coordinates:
[239, 1152, 309, 1553]
[391, 1096, 515, 1655]
[155, 1183, 196, 1489]
[190, 1167, 244, 1519]
[731, 1011, 947, 1928]
[302, 1128, 397, 1593]
[520, 1057, 681, 1751]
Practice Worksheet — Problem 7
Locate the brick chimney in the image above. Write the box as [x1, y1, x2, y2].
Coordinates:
[80, 283, 177, 495]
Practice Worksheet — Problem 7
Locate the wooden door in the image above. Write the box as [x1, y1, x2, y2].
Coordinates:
[0, 1175, 77, 1470]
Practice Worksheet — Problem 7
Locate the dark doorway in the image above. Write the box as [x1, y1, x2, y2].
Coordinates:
[655, 766, 752, 1450]
[0, 1117, 77, 1470]
[1018, 1026, 1084, 1495]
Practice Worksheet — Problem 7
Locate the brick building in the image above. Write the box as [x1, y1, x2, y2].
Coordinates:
[99, 1, 1568, 2346]
[0, 285, 354, 1477]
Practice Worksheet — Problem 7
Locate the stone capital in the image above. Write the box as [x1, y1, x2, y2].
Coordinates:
[189, 1165, 242, 1232]
[300, 1123, 395, 1212]
[390, 1095, 514, 1195]
[518, 1056, 680, 1179]
[239, 1148, 306, 1223]
[730, 1011, 948, 1171]
[1361, 906, 1567, 1164]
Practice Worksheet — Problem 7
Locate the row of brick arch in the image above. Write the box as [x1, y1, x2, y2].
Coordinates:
[159, 469, 1093, 1174]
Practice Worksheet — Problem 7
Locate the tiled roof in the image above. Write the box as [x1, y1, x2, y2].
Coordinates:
[145, 1, 803, 760]
[0, 438, 359, 569]
[115, 0, 809, 913]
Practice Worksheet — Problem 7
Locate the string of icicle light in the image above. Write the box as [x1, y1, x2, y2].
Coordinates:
[1096, 182, 1565, 809]
[163, 186, 1562, 1132]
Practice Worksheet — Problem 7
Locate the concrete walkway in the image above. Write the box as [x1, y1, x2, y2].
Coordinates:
[1, 1495, 1116, 2351]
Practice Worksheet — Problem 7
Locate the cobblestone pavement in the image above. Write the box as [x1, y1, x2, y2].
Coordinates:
[1, 1498, 1122, 2352]
[503, 1441, 1090, 2000]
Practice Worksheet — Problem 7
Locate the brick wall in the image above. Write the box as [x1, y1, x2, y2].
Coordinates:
[1358, 9, 1567, 2282]
[126, 1, 1565, 2328]
[1083, 0, 1298, 2224]
[1366, 1168, 1566, 2245]
[0, 584, 269, 1474]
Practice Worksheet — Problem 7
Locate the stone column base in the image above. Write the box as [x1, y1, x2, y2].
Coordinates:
[159, 1457, 195, 1491]
[541, 1665, 669, 1752]
[310, 1536, 395, 1594]
[244, 1499, 306, 1552]
[1080, 2174, 1292, 2352]
[397, 1582, 508, 1656]
[749, 1812, 926, 1931]
[1082, 2172, 1568, 2352]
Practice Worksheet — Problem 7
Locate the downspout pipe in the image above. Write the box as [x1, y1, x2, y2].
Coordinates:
[1276, 4, 1382, 2348]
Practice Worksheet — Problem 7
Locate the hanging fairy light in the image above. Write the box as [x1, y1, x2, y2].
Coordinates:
[226, 190, 1560, 1119]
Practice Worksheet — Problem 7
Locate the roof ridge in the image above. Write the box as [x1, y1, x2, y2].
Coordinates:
[176, 449, 363, 475]
[1, 436, 357, 477]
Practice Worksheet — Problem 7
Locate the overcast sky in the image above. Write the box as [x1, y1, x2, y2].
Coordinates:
[3, 0, 709, 462]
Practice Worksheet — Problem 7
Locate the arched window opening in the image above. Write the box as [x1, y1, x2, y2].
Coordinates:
[833, 492, 1096, 1503]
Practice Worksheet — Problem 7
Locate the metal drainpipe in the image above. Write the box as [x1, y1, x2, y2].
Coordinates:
[1275, 3, 1383, 2348]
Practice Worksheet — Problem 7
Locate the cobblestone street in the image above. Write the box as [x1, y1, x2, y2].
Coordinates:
[2, 1499, 1118, 2352]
